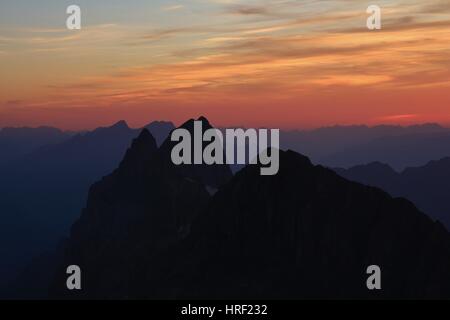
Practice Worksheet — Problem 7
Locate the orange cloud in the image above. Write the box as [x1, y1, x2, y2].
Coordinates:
[1, 1, 450, 129]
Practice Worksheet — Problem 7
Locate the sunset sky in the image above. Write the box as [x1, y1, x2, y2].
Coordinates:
[1, 0, 450, 130]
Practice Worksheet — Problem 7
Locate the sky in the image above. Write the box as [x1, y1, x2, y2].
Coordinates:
[0, 0, 450, 130]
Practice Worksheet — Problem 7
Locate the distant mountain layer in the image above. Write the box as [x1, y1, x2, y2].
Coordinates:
[0, 126, 71, 166]
[38, 123, 450, 299]
[322, 132, 450, 170]
[4, 120, 450, 299]
[335, 158, 450, 229]
[0, 120, 174, 287]
[280, 123, 450, 170]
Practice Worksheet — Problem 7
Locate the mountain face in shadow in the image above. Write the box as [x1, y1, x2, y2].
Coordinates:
[144, 121, 175, 147]
[321, 131, 450, 171]
[0, 126, 71, 166]
[47, 127, 450, 299]
[280, 124, 450, 170]
[148, 151, 450, 299]
[0, 120, 174, 288]
[335, 158, 450, 229]
[159, 117, 233, 189]
[49, 118, 231, 298]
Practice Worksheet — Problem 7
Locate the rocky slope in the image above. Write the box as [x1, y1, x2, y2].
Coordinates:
[47, 131, 450, 298]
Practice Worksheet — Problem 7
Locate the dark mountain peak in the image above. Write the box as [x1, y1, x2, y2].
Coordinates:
[111, 120, 129, 130]
[365, 161, 393, 168]
[143, 121, 175, 146]
[136, 128, 156, 144]
[178, 116, 212, 131]
[351, 161, 396, 174]
[333, 162, 400, 197]
[197, 116, 211, 125]
[48, 123, 213, 299]
[83, 121, 133, 141]
[404, 156, 450, 172]
[118, 129, 157, 173]
[401, 157, 450, 178]
[88, 121, 131, 137]
[172, 148, 450, 299]
[234, 149, 325, 189]
[159, 117, 233, 188]
[144, 120, 174, 128]
[238, 148, 312, 178]
[178, 118, 195, 129]
[284, 149, 313, 168]
[335, 156, 450, 229]
[95, 120, 130, 132]
[126, 128, 157, 154]
[44, 144, 450, 299]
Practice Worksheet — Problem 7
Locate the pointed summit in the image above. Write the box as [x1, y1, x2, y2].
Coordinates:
[177, 116, 213, 132]
[143, 121, 175, 146]
[111, 120, 129, 130]
[119, 129, 157, 172]
[159, 116, 232, 188]
[144, 121, 174, 128]
[197, 116, 211, 126]
[130, 128, 157, 152]
[90, 120, 131, 137]
[155, 148, 450, 299]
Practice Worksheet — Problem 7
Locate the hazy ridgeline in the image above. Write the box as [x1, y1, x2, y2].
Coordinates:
[2, 120, 450, 298]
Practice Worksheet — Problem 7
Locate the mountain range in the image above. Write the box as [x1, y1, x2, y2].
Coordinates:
[0, 126, 72, 167]
[281, 123, 450, 170]
[3, 119, 450, 299]
[3, 117, 450, 299]
[335, 158, 450, 229]
[0, 120, 174, 287]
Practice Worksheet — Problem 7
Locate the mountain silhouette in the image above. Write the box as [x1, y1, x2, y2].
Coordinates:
[144, 121, 175, 146]
[280, 124, 449, 170]
[321, 130, 450, 170]
[335, 158, 450, 229]
[49, 125, 224, 298]
[44, 126, 450, 299]
[0, 120, 174, 288]
[143, 150, 450, 299]
[159, 116, 233, 189]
